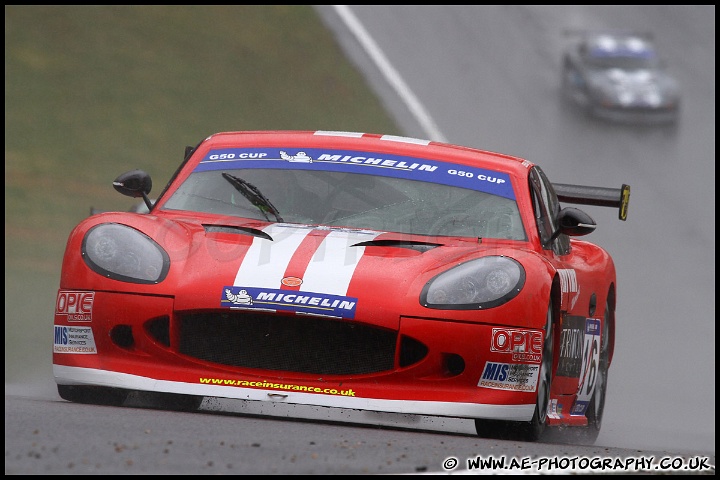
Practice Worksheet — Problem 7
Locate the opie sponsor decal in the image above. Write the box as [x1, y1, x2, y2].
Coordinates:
[56, 290, 94, 322]
[490, 328, 543, 363]
[478, 361, 540, 392]
[222, 286, 357, 319]
[53, 325, 97, 354]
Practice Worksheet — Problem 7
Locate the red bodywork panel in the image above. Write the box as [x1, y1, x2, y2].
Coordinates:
[54, 131, 619, 431]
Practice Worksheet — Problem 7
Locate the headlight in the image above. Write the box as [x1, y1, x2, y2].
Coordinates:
[420, 256, 525, 309]
[82, 223, 170, 284]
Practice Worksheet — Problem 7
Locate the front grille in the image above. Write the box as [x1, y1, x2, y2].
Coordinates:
[178, 311, 398, 375]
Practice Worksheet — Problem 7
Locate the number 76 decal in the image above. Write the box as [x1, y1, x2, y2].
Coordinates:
[571, 318, 601, 415]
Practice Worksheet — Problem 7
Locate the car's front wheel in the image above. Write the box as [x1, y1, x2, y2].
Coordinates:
[57, 384, 129, 407]
[131, 391, 204, 412]
[574, 298, 612, 444]
[475, 299, 555, 442]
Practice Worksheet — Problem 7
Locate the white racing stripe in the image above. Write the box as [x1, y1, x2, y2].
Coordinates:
[234, 224, 381, 295]
[302, 229, 381, 295]
[233, 224, 312, 288]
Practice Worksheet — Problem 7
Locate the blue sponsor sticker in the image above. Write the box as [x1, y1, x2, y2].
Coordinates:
[478, 361, 539, 392]
[221, 286, 357, 319]
[196, 148, 515, 200]
[571, 400, 589, 416]
[585, 318, 601, 335]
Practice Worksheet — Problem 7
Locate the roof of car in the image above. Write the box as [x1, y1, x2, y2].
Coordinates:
[583, 34, 657, 59]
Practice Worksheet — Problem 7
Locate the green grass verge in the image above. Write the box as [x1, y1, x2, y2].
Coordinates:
[5, 5, 401, 383]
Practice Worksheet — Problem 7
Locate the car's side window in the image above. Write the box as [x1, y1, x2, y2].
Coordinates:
[529, 167, 570, 255]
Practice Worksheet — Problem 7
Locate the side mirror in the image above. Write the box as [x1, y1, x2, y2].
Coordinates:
[113, 170, 154, 211]
[556, 207, 596, 237]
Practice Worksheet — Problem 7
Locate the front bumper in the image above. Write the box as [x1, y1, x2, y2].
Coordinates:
[53, 290, 542, 422]
[589, 100, 680, 124]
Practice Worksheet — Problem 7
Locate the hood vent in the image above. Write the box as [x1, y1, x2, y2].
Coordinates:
[203, 224, 273, 240]
[353, 239, 440, 253]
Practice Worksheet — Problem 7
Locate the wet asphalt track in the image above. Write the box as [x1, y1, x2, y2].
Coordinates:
[5, 5, 715, 475]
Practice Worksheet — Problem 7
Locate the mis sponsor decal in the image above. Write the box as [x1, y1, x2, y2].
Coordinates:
[53, 325, 97, 354]
[478, 361, 540, 392]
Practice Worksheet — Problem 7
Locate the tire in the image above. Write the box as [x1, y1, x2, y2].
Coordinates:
[57, 384, 129, 407]
[58, 385, 203, 413]
[135, 391, 204, 413]
[475, 299, 555, 442]
[576, 298, 611, 444]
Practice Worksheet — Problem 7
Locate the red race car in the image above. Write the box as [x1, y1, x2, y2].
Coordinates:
[53, 131, 630, 442]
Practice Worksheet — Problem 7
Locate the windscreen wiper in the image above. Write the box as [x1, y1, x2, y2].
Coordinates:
[222, 172, 284, 222]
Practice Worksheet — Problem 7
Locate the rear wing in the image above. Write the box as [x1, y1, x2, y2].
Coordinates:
[553, 183, 630, 221]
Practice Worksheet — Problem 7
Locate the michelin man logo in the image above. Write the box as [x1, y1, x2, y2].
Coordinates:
[225, 288, 253, 305]
[280, 151, 313, 163]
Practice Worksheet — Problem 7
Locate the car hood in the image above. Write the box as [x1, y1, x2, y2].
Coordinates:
[589, 68, 679, 94]
[164, 221, 534, 328]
